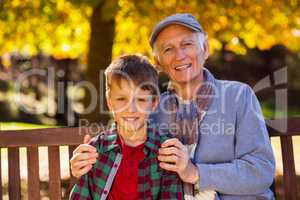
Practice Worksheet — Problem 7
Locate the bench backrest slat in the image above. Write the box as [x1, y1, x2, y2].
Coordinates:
[8, 147, 21, 200]
[27, 146, 40, 200]
[280, 136, 298, 200]
[48, 146, 62, 200]
[67, 145, 79, 195]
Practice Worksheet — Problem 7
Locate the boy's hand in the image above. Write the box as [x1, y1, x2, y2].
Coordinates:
[158, 138, 199, 184]
[70, 134, 98, 178]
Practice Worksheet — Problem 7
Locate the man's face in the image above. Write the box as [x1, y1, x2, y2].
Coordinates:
[154, 25, 209, 84]
[106, 78, 157, 133]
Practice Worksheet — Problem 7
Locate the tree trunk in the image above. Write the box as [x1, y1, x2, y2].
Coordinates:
[81, 1, 115, 126]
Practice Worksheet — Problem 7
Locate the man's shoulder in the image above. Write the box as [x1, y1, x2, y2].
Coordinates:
[215, 79, 255, 100]
[159, 80, 251, 97]
[215, 79, 250, 91]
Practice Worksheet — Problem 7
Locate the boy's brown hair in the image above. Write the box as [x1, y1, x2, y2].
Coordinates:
[105, 54, 159, 96]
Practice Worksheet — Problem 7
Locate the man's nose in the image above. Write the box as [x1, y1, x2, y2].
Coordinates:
[175, 48, 186, 61]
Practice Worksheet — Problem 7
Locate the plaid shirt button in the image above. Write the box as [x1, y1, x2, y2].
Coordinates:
[103, 190, 108, 194]
[113, 164, 118, 168]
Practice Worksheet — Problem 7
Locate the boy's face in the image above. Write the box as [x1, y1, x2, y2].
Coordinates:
[106, 78, 158, 133]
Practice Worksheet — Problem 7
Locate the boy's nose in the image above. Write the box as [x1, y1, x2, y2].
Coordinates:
[127, 99, 138, 112]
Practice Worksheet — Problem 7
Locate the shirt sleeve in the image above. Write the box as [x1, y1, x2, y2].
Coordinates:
[196, 85, 276, 195]
[69, 174, 93, 200]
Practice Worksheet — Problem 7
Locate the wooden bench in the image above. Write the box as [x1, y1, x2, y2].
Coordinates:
[0, 127, 90, 200]
[0, 118, 299, 200]
[266, 117, 300, 200]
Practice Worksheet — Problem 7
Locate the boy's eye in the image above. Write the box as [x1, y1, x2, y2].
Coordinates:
[137, 98, 147, 102]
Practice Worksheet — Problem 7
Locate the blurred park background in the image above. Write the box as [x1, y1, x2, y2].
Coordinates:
[0, 0, 299, 199]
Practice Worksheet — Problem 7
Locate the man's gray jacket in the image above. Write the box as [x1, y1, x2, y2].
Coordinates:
[151, 69, 276, 200]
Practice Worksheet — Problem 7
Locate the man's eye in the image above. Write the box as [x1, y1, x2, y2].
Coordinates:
[183, 42, 192, 46]
[116, 97, 125, 101]
[163, 47, 172, 53]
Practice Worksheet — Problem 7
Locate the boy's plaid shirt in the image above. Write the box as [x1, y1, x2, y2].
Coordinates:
[69, 124, 183, 200]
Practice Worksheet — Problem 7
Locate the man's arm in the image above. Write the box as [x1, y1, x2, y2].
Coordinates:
[158, 138, 199, 184]
[158, 85, 275, 195]
[196, 85, 275, 195]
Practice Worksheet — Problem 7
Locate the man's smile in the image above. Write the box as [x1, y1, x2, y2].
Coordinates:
[174, 63, 192, 71]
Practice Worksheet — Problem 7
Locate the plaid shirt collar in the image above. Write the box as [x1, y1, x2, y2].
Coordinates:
[100, 122, 160, 155]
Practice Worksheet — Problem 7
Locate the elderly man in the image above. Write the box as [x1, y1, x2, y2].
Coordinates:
[70, 13, 275, 200]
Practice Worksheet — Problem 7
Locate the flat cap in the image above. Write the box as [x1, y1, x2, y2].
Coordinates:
[149, 13, 204, 47]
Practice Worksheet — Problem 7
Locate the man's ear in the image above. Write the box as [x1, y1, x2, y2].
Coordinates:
[203, 40, 210, 60]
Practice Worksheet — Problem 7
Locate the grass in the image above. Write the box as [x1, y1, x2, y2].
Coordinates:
[0, 122, 56, 131]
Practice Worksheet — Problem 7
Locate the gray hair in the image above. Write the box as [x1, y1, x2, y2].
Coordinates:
[196, 32, 208, 51]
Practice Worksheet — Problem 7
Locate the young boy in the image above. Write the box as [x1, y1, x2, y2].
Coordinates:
[69, 55, 183, 200]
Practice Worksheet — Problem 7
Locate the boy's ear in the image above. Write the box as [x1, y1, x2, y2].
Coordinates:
[106, 92, 112, 110]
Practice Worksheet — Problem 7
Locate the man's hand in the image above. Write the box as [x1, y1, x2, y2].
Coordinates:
[70, 134, 98, 178]
[158, 138, 199, 184]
